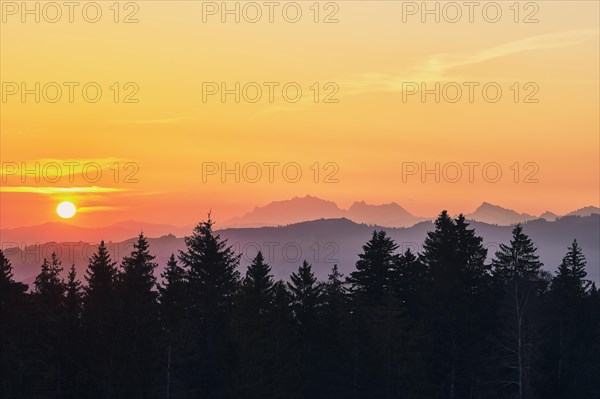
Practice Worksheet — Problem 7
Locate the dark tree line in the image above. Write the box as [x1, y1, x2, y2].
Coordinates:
[0, 212, 598, 399]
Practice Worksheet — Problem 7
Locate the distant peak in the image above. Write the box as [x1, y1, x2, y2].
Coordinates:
[478, 201, 500, 209]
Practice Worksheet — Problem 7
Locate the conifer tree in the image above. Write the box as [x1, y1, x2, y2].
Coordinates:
[159, 253, 187, 334]
[551, 239, 588, 298]
[29, 253, 67, 396]
[158, 253, 188, 399]
[288, 260, 322, 329]
[349, 230, 399, 305]
[492, 224, 543, 283]
[288, 260, 323, 397]
[64, 264, 82, 327]
[63, 264, 83, 399]
[82, 241, 118, 398]
[241, 251, 275, 315]
[543, 240, 591, 397]
[178, 216, 241, 395]
[179, 216, 240, 322]
[491, 226, 545, 399]
[232, 252, 277, 399]
[116, 233, 161, 398]
[33, 252, 65, 304]
[392, 249, 425, 310]
[0, 250, 28, 398]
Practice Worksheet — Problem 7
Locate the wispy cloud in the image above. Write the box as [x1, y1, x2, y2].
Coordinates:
[78, 206, 120, 213]
[0, 186, 126, 195]
[423, 28, 598, 74]
[340, 29, 599, 94]
[253, 29, 598, 117]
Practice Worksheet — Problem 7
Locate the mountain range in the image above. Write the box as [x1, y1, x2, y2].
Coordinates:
[223, 195, 424, 228]
[222, 195, 599, 228]
[4, 214, 599, 287]
[1, 196, 598, 246]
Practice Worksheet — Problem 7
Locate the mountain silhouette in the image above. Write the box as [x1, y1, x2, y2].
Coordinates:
[566, 206, 600, 217]
[5, 214, 599, 286]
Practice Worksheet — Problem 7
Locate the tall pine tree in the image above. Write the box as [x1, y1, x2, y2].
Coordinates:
[0, 250, 28, 398]
[492, 224, 543, 283]
[115, 233, 161, 399]
[178, 216, 241, 396]
[82, 241, 118, 398]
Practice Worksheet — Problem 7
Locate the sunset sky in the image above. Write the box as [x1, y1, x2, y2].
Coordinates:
[1, 1, 599, 229]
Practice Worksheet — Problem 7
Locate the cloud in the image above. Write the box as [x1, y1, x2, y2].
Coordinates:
[77, 206, 120, 213]
[423, 28, 598, 73]
[340, 29, 599, 94]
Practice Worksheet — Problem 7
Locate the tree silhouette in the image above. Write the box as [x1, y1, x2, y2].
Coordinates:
[178, 215, 241, 396]
[492, 224, 543, 283]
[82, 241, 118, 398]
[349, 230, 399, 306]
[63, 264, 83, 399]
[30, 253, 66, 396]
[0, 250, 28, 398]
[0, 215, 598, 399]
[115, 233, 161, 398]
[158, 253, 188, 399]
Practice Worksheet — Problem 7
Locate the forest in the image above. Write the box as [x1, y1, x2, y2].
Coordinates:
[1, 211, 598, 399]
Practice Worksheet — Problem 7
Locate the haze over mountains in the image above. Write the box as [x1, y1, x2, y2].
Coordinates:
[1, 196, 598, 245]
[222, 195, 599, 228]
[223, 195, 425, 228]
[4, 214, 599, 286]
[2, 195, 598, 285]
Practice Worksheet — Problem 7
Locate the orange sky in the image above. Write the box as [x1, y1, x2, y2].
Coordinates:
[1, 1, 599, 228]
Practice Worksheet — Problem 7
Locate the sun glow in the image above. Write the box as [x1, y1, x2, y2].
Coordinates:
[56, 201, 77, 219]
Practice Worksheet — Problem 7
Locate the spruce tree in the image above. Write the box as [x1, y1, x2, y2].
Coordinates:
[288, 260, 322, 329]
[0, 250, 28, 398]
[116, 233, 161, 398]
[288, 260, 323, 398]
[179, 216, 240, 322]
[241, 251, 275, 315]
[419, 211, 491, 398]
[158, 254, 188, 399]
[232, 252, 277, 399]
[349, 230, 399, 305]
[492, 224, 543, 283]
[82, 241, 118, 398]
[0, 249, 27, 297]
[552, 239, 588, 298]
[30, 253, 67, 397]
[392, 248, 425, 310]
[63, 264, 83, 399]
[491, 226, 545, 399]
[320, 265, 352, 399]
[159, 253, 187, 334]
[33, 252, 65, 304]
[544, 240, 591, 397]
[178, 216, 241, 395]
[64, 264, 82, 327]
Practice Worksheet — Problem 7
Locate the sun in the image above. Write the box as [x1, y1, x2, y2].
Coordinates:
[56, 201, 77, 219]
